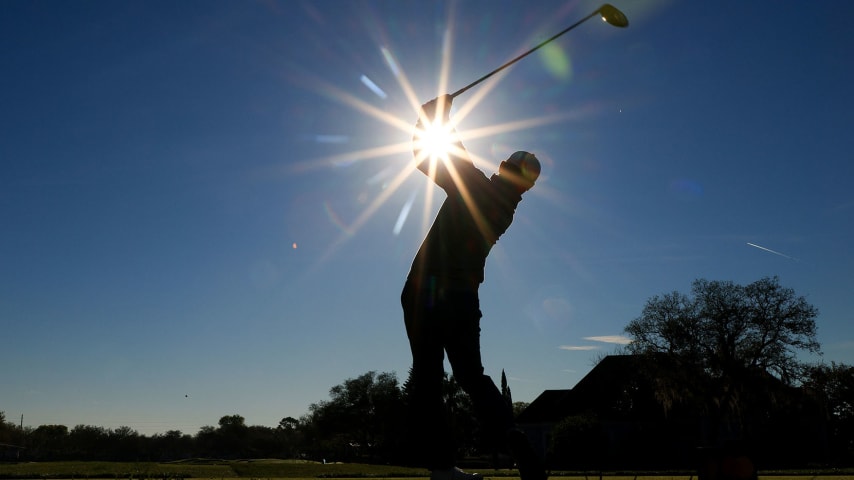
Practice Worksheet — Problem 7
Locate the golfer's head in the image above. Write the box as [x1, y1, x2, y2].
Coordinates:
[499, 151, 540, 191]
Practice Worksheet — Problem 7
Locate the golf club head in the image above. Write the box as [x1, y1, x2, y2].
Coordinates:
[599, 4, 629, 28]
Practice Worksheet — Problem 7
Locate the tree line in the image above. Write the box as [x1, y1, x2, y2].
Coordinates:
[0, 370, 507, 463]
[2, 276, 853, 467]
[620, 277, 854, 466]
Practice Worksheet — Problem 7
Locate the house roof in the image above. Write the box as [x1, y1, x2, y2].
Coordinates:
[516, 355, 660, 424]
[515, 389, 572, 424]
[516, 354, 804, 426]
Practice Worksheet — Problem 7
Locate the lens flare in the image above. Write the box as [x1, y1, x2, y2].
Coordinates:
[278, 5, 610, 267]
[540, 43, 572, 80]
[414, 119, 457, 164]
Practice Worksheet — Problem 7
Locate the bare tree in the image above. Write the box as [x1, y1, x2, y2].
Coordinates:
[625, 276, 820, 384]
[804, 362, 854, 464]
[623, 276, 821, 445]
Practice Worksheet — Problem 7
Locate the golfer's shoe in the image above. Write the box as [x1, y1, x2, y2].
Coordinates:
[507, 429, 547, 480]
[430, 467, 481, 480]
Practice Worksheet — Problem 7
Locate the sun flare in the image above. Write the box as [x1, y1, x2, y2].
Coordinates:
[413, 118, 458, 164]
[284, 7, 591, 264]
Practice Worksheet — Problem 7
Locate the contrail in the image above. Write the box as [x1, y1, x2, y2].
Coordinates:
[747, 242, 796, 261]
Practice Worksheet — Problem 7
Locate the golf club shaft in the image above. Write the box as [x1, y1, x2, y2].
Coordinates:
[450, 8, 603, 99]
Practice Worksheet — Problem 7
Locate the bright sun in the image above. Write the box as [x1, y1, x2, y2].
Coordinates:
[413, 118, 458, 164]
[285, 8, 581, 261]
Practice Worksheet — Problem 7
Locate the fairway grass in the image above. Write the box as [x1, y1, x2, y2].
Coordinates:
[1, 461, 853, 480]
[0, 460, 428, 479]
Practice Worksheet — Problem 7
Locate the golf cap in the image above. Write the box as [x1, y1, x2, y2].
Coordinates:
[502, 151, 540, 188]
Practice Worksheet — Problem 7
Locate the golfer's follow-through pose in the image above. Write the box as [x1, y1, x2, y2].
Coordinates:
[401, 95, 546, 480]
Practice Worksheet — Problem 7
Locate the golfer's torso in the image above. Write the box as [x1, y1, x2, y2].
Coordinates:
[409, 175, 511, 288]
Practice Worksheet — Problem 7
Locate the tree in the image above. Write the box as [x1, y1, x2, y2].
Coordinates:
[150, 430, 193, 461]
[277, 417, 303, 458]
[215, 414, 249, 458]
[0, 411, 11, 443]
[804, 362, 854, 464]
[29, 425, 69, 460]
[501, 370, 512, 405]
[109, 426, 140, 460]
[68, 425, 109, 460]
[512, 402, 529, 419]
[0, 411, 24, 447]
[194, 425, 218, 457]
[305, 371, 404, 461]
[246, 425, 278, 458]
[625, 276, 820, 384]
[623, 276, 821, 447]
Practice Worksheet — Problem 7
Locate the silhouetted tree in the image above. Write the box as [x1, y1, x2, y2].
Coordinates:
[28, 424, 69, 460]
[277, 417, 303, 458]
[305, 371, 404, 462]
[0, 411, 9, 442]
[0, 411, 25, 448]
[150, 429, 193, 461]
[512, 402, 529, 419]
[805, 362, 854, 464]
[501, 370, 512, 405]
[623, 276, 821, 449]
[194, 425, 218, 457]
[246, 425, 278, 457]
[215, 414, 249, 458]
[109, 426, 141, 460]
[68, 425, 109, 460]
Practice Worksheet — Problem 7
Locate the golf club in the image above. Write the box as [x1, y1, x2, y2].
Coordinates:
[449, 3, 628, 99]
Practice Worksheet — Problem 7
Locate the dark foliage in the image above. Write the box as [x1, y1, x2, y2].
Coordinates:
[0, 370, 479, 464]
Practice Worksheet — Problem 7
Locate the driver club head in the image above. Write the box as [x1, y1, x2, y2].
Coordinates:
[599, 4, 629, 28]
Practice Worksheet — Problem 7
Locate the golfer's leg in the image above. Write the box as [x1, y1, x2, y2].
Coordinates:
[443, 292, 546, 480]
[403, 283, 455, 470]
[443, 292, 514, 444]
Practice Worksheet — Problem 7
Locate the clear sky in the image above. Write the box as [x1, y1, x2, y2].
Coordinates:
[2, 0, 853, 436]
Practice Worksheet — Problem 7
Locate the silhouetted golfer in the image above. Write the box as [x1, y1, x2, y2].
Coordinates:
[402, 95, 546, 480]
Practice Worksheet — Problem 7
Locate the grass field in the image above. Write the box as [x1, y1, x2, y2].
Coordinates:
[1, 460, 853, 480]
[0, 460, 426, 479]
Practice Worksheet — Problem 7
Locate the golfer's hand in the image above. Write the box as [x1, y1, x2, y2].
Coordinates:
[418, 94, 453, 124]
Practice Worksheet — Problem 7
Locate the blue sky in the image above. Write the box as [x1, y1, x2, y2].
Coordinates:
[2, 0, 853, 436]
